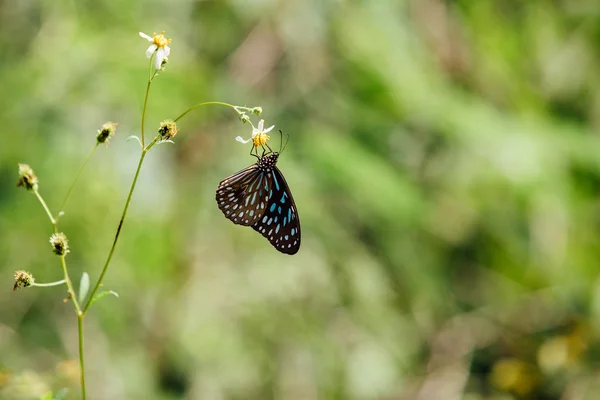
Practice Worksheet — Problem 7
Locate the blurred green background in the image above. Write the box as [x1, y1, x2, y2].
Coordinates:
[2, 0, 600, 399]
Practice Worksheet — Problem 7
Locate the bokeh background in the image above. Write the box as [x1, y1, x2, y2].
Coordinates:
[2, 0, 600, 399]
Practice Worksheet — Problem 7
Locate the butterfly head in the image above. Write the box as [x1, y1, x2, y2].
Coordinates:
[257, 152, 279, 172]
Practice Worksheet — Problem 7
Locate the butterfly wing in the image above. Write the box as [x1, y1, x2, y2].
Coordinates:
[216, 164, 270, 226]
[251, 166, 301, 255]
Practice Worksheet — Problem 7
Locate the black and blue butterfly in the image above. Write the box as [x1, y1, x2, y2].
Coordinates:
[215, 135, 300, 255]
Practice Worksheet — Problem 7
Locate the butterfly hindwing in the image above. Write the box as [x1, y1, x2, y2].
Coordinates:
[216, 164, 269, 226]
[251, 166, 301, 255]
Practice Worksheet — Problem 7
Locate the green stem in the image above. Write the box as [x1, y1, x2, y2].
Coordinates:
[173, 101, 238, 123]
[141, 82, 151, 147]
[58, 144, 98, 217]
[32, 280, 66, 287]
[60, 256, 81, 314]
[82, 140, 156, 314]
[141, 66, 159, 147]
[34, 190, 56, 230]
[78, 314, 86, 400]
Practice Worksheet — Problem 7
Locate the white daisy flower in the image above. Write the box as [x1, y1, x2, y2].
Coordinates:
[236, 119, 275, 146]
[139, 31, 171, 70]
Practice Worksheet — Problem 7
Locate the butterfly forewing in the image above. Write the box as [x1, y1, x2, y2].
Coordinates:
[251, 166, 301, 255]
[216, 164, 269, 226]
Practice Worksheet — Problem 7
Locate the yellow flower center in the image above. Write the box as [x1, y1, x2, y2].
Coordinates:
[152, 31, 171, 48]
[253, 133, 270, 147]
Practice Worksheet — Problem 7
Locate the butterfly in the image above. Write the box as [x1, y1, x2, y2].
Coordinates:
[215, 145, 300, 255]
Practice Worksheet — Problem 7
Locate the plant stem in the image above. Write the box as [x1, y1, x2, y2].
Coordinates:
[58, 144, 98, 217]
[78, 314, 86, 400]
[82, 141, 154, 314]
[173, 101, 238, 123]
[60, 256, 81, 314]
[34, 190, 56, 231]
[141, 66, 159, 147]
[74, 98, 239, 398]
[32, 280, 66, 287]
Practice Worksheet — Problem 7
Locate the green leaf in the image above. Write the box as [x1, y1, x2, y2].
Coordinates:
[54, 388, 69, 399]
[88, 290, 119, 308]
[78, 272, 90, 305]
[126, 135, 142, 147]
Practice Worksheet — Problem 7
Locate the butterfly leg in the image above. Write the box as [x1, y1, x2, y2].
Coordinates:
[249, 144, 259, 159]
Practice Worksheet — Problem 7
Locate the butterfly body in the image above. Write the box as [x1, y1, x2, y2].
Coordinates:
[216, 152, 300, 254]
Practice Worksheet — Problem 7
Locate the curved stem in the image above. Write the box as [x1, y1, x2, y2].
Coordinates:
[60, 256, 81, 315]
[173, 101, 238, 123]
[141, 82, 151, 147]
[58, 144, 98, 217]
[141, 65, 159, 147]
[34, 190, 56, 231]
[78, 314, 86, 400]
[82, 141, 155, 314]
[32, 280, 66, 287]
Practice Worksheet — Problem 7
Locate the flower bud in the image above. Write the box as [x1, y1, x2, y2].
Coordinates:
[160, 57, 169, 70]
[251, 107, 262, 115]
[16, 164, 38, 192]
[158, 120, 179, 141]
[49, 232, 70, 256]
[239, 113, 250, 123]
[97, 122, 118, 144]
[13, 270, 34, 291]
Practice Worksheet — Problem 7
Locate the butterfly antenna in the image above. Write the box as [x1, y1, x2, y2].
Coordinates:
[279, 130, 290, 154]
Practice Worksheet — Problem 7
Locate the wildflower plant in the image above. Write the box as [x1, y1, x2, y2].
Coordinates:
[14, 30, 271, 399]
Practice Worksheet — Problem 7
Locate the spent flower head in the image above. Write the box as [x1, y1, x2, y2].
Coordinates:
[236, 119, 274, 147]
[16, 164, 38, 192]
[97, 122, 118, 144]
[139, 31, 171, 70]
[158, 120, 178, 141]
[49, 232, 69, 256]
[13, 270, 34, 291]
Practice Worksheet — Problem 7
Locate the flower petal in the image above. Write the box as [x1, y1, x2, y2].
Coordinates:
[263, 125, 275, 134]
[236, 136, 251, 144]
[139, 32, 153, 41]
[155, 47, 165, 69]
[163, 45, 171, 58]
[145, 44, 157, 59]
[257, 119, 265, 131]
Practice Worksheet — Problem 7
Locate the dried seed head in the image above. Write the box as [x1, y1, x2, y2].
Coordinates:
[49, 232, 70, 256]
[16, 164, 38, 192]
[158, 120, 178, 141]
[97, 122, 118, 144]
[13, 270, 34, 291]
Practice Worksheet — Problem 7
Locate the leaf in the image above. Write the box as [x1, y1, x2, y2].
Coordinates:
[54, 388, 69, 400]
[126, 135, 143, 147]
[88, 290, 119, 308]
[78, 272, 90, 305]
[40, 392, 53, 400]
